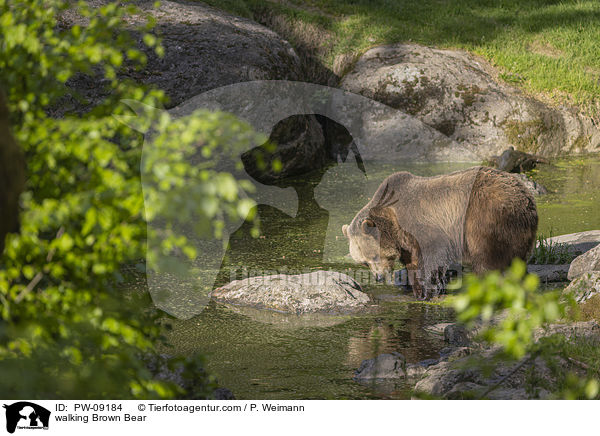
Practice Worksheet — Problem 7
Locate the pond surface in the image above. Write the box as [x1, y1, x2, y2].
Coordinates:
[162, 154, 600, 399]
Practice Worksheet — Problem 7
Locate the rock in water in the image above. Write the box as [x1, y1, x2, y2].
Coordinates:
[568, 244, 600, 280]
[495, 147, 547, 173]
[444, 324, 470, 347]
[341, 43, 600, 158]
[210, 271, 370, 314]
[353, 352, 406, 380]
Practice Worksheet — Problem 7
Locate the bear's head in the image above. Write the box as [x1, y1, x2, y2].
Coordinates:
[342, 211, 399, 282]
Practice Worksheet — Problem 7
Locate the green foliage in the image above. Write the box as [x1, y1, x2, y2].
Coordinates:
[529, 231, 573, 265]
[451, 259, 564, 359]
[0, 0, 257, 398]
[449, 259, 600, 398]
[559, 373, 599, 400]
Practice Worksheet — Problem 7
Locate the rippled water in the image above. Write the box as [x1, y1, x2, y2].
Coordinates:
[163, 154, 600, 399]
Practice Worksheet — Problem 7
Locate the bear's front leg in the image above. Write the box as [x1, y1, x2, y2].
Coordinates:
[426, 265, 448, 299]
[406, 263, 426, 300]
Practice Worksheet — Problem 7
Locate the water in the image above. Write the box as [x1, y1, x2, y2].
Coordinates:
[535, 156, 600, 236]
[162, 154, 600, 399]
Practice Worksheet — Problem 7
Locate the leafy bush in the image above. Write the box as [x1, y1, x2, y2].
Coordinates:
[449, 259, 599, 399]
[451, 259, 564, 359]
[0, 0, 257, 398]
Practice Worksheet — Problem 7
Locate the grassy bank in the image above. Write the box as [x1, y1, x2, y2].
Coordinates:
[201, 0, 600, 116]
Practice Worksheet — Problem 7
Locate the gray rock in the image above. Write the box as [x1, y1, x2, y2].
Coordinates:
[210, 271, 371, 314]
[212, 388, 235, 400]
[424, 322, 454, 336]
[341, 43, 600, 158]
[542, 231, 600, 257]
[405, 363, 428, 378]
[59, 0, 302, 111]
[354, 352, 406, 380]
[416, 358, 440, 368]
[527, 264, 570, 282]
[533, 320, 600, 340]
[0, 93, 25, 253]
[493, 147, 547, 173]
[59, 1, 330, 185]
[563, 273, 600, 304]
[414, 322, 599, 399]
[568, 244, 600, 280]
[414, 361, 481, 397]
[414, 351, 567, 399]
[241, 114, 327, 185]
[444, 324, 470, 346]
[330, 82, 479, 163]
[439, 347, 472, 362]
[444, 382, 487, 399]
[511, 173, 548, 196]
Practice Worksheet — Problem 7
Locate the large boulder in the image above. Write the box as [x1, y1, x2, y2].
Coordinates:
[563, 273, 600, 321]
[130, 0, 303, 108]
[568, 244, 600, 280]
[329, 83, 479, 162]
[353, 352, 407, 380]
[209, 271, 371, 314]
[0, 93, 25, 253]
[563, 272, 600, 304]
[59, 0, 302, 110]
[542, 231, 600, 258]
[59, 1, 330, 184]
[341, 44, 600, 159]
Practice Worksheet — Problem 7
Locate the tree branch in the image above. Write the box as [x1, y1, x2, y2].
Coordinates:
[14, 226, 64, 303]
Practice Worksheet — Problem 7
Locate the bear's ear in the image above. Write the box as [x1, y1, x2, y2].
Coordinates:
[342, 224, 349, 238]
[361, 219, 376, 234]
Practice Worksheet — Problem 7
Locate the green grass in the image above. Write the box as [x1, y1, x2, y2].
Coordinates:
[201, 0, 600, 114]
[530, 231, 574, 264]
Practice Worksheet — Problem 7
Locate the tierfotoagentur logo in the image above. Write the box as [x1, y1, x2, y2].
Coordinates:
[3, 402, 50, 433]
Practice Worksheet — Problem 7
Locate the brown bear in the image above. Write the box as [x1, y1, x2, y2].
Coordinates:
[342, 166, 538, 299]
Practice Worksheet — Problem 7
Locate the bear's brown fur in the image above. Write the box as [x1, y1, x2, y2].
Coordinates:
[342, 166, 538, 299]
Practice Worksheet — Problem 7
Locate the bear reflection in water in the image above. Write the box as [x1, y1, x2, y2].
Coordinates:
[214, 114, 365, 287]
